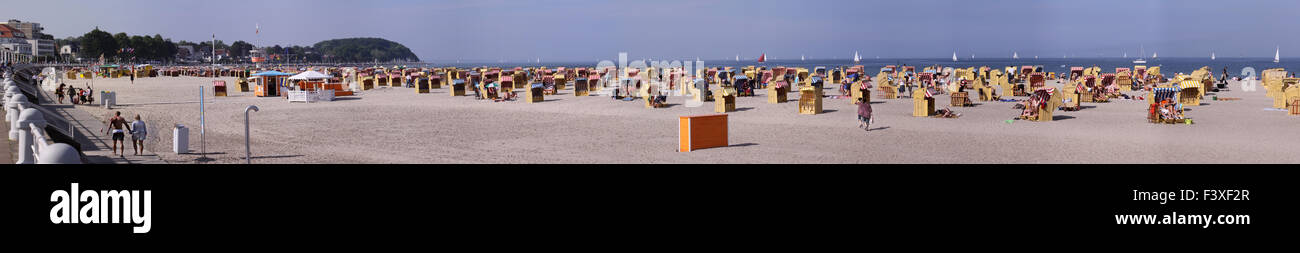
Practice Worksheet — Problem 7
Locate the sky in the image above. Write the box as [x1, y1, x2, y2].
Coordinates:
[6, 0, 1300, 62]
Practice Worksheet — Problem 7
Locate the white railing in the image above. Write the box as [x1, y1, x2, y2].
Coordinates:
[5, 72, 82, 164]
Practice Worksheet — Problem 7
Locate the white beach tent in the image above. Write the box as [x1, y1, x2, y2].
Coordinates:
[287, 70, 334, 102]
[288, 70, 330, 81]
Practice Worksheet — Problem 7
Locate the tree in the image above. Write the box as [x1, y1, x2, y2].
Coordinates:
[229, 41, 252, 58]
[313, 38, 419, 62]
[78, 28, 118, 59]
[113, 33, 130, 54]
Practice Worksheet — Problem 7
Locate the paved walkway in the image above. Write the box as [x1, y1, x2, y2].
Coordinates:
[43, 103, 167, 164]
[13, 67, 167, 164]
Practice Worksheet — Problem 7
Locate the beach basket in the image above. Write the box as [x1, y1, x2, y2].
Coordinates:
[714, 88, 736, 113]
[430, 75, 442, 89]
[526, 84, 544, 103]
[574, 78, 589, 96]
[799, 86, 822, 115]
[213, 81, 227, 97]
[950, 92, 971, 107]
[767, 83, 787, 104]
[912, 89, 935, 117]
[415, 78, 430, 94]
[450, 80, 466, 96]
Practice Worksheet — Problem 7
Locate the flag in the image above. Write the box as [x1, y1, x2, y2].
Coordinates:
[924, 87, 933, 98]
[256, 23, 259, 34]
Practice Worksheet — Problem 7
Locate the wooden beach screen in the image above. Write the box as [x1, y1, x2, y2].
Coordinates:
[678, 114, 728, 152]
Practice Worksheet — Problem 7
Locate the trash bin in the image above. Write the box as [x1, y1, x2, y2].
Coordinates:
[173, 124, 189, 154]
[100, 91, 116, 108]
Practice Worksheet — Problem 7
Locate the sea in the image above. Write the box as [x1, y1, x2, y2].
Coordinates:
[436, 57, 1296, 78]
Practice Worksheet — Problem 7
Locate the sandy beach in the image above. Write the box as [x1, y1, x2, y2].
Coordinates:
[67, 75, 1300, 164]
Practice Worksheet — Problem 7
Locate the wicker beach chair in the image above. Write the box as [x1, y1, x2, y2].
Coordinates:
[912, 88, 935, 117]
[714, 87, 736, 113]
[767, 69, 787, 104]
[799, 84, 822, 115]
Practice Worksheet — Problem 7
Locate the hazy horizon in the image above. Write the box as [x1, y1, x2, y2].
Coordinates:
[7, 0, 1299, 62]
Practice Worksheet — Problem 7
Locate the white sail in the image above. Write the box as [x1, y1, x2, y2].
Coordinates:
[952, 51, 958, 62]
[1124, 52, 1127, 58]
[1211, 52, 1216, 60]
[1153, 52, 1158, 59]
[1275, 46, 1281, 63]
[1013, 52, 1019, 59]
[854, 51, 861, 63]
[801, 54, 805, 61]
[735, 54, 739, 62]
[1133, 45, 1147, 64]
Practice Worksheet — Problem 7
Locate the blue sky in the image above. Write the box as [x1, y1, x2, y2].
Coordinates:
[8, 0, 1300, 62]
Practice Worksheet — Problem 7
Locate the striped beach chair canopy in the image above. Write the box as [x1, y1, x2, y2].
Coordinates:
[1153, 87, 1179, 102]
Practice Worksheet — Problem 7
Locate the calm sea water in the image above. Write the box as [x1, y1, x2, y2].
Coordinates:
[440, 58, 1296, 78]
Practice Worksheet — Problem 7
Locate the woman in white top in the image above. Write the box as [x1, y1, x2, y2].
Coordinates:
[130, 115, 148, 156]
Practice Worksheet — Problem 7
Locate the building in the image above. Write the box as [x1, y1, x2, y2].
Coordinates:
[59, 44, 75, 55]
[5, 20, 43, 38]
[27, 38, 54, 56]
[0, 24, 32, 55]
[177, 44, 195, 59]
[5, 20, 55, 56]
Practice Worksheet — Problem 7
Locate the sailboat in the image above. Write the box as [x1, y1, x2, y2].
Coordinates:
[1133, 45, 1147, 64]
[757, 53, 766, 63]
[1211, 52, 1216, 61]
[1152, 52, 1158, 59]
[1123, 52, 1128, 58]
[1275, 46, 1281, 63]
[952, 51, 958, 62]
[735, 54, 739, 62]
[801, 54, 805, 61]
[1012, 52, 1019, 59]
[854, 51, 861, 63]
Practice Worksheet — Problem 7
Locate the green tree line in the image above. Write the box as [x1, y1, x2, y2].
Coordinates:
[61, 28, 418, 63]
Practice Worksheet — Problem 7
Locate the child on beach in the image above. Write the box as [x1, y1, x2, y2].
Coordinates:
[858, 95, 874, 131]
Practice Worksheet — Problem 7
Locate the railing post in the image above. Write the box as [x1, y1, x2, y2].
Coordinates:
[8, 93, 29, 140]
[37, 143, 81, 164]
[15, 108, 44, 164]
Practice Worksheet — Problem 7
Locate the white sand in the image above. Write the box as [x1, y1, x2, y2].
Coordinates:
[70, 75, 1300, 164]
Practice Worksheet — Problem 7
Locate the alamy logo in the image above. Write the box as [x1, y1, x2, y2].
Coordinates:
[49, 183, 152, 233]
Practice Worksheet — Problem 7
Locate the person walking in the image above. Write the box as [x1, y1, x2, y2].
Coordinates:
[858, 93, 874, 131]
[101, 111, 132, 156]
[55, 83, 66, 104]
[129, 115, 148, 156]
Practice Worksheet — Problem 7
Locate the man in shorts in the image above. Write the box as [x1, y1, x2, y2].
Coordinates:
[103, 111, 132, 156]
